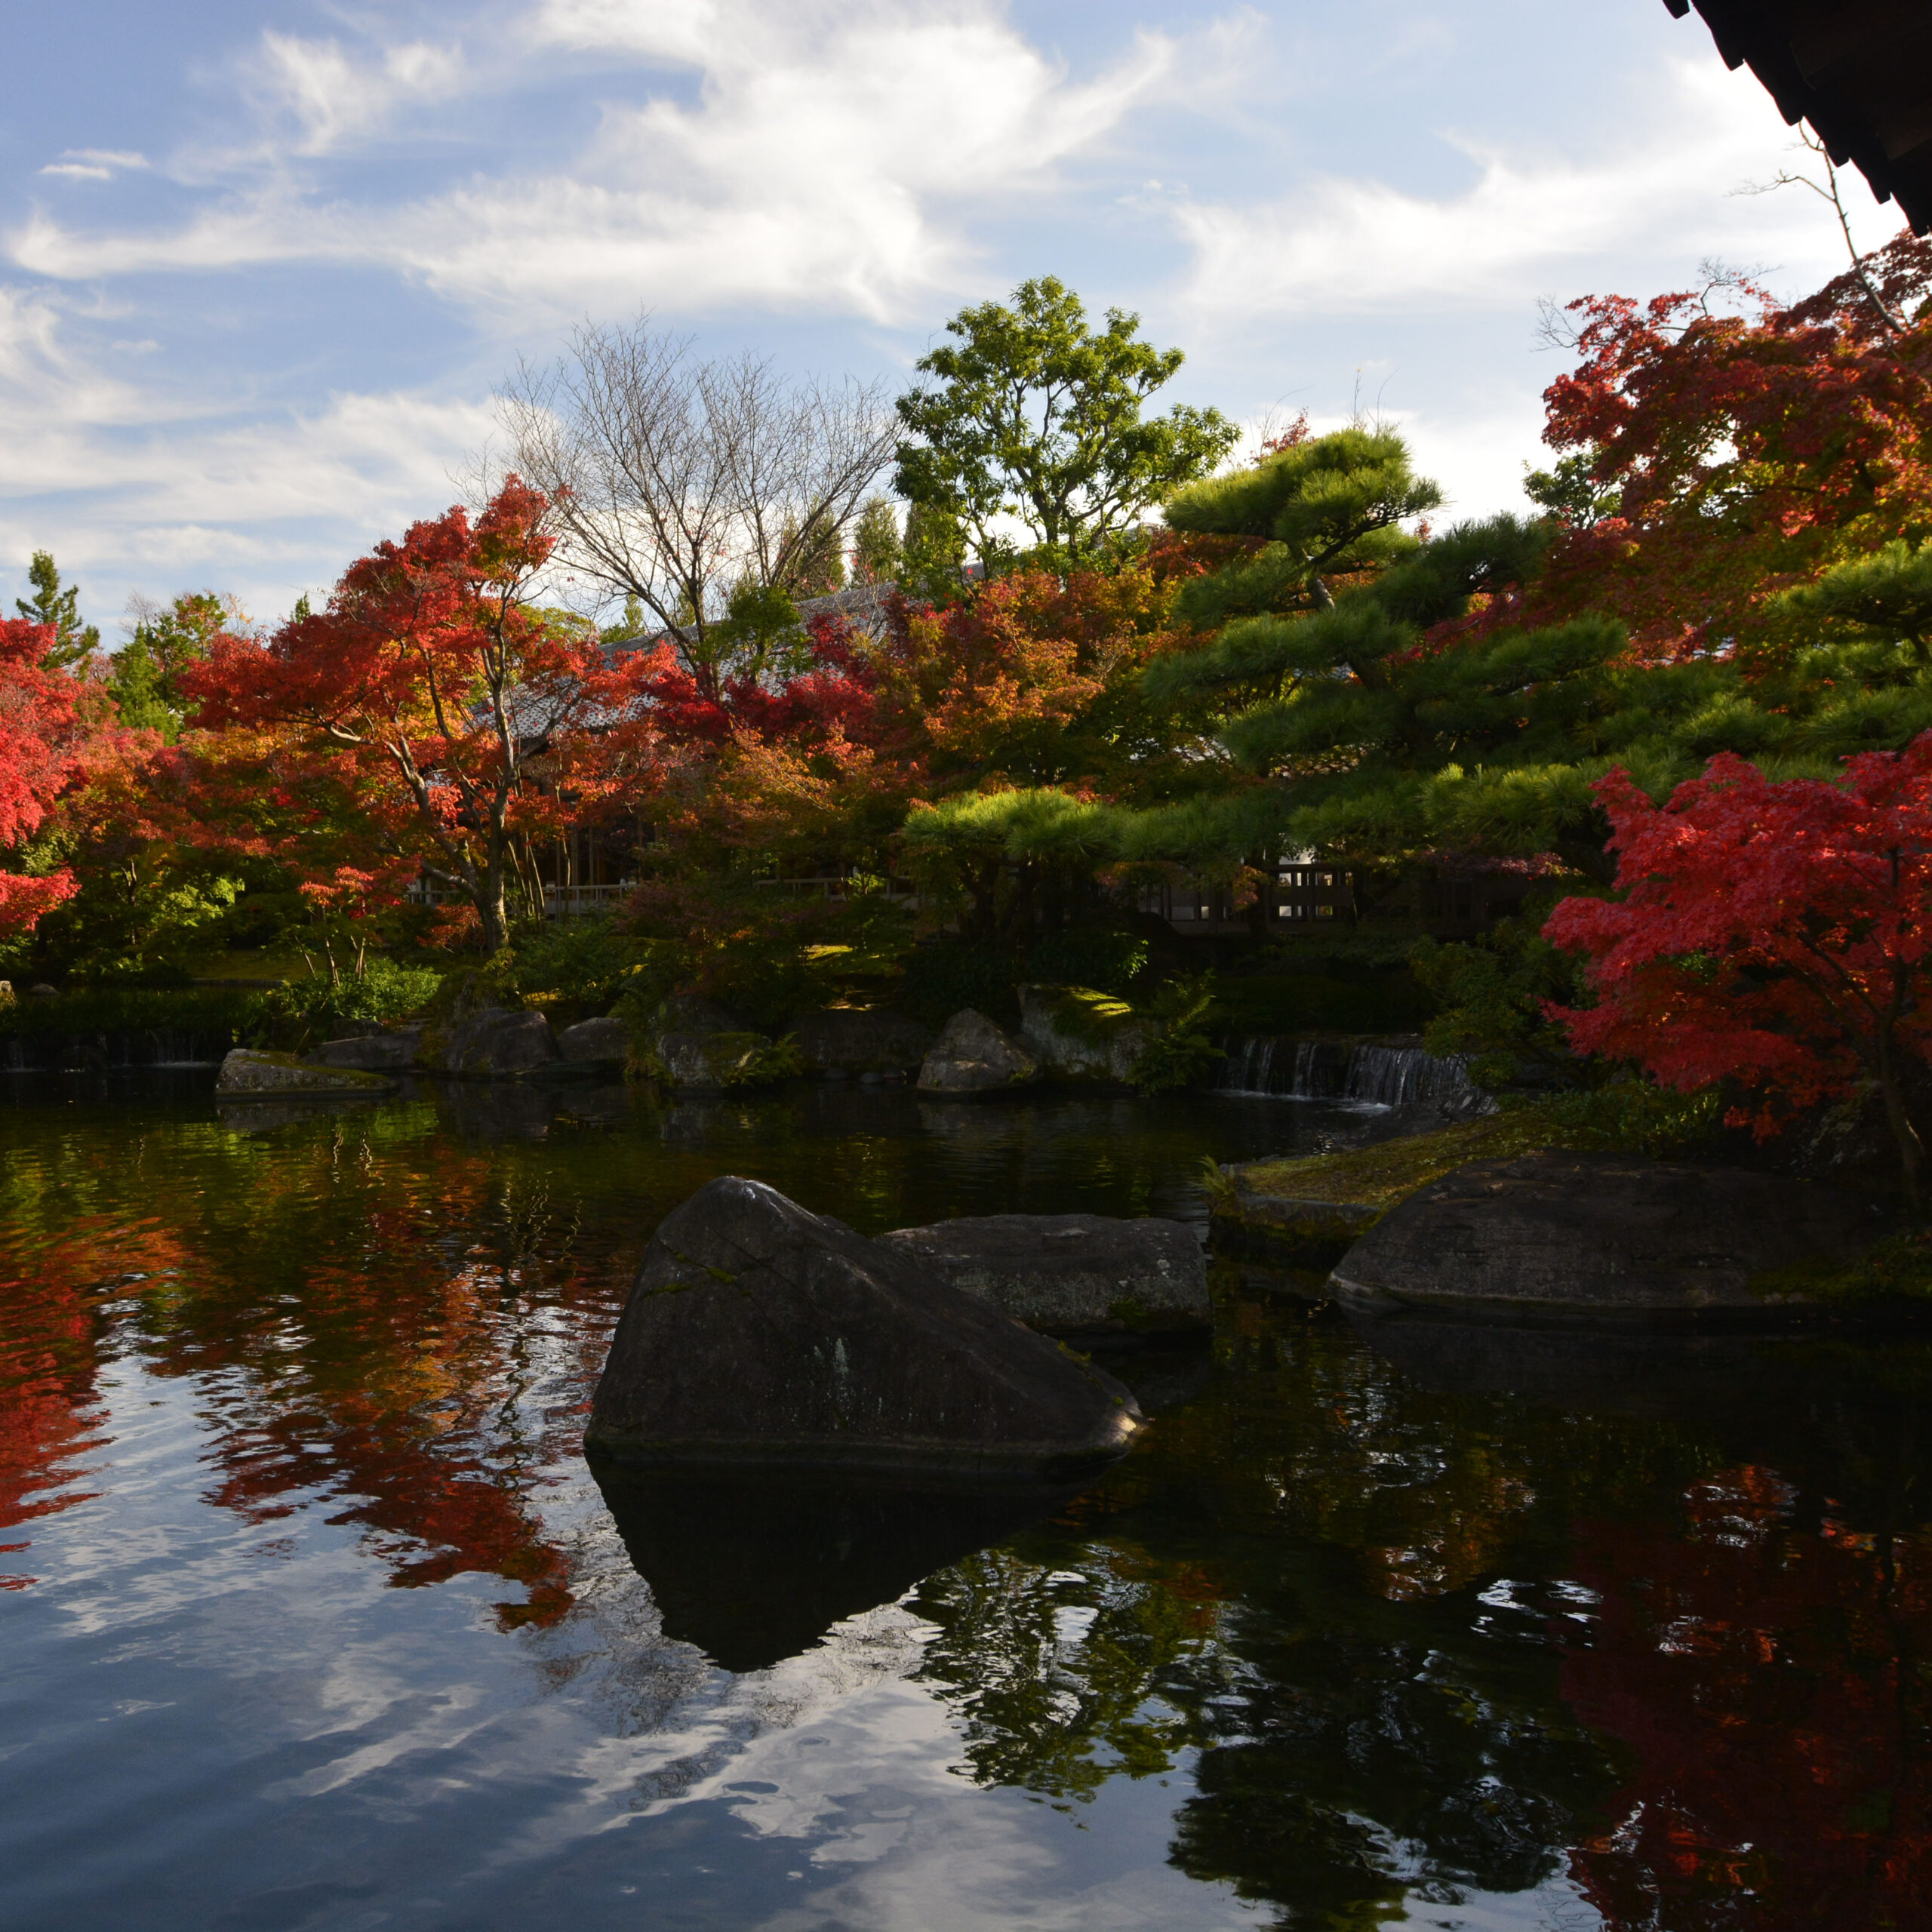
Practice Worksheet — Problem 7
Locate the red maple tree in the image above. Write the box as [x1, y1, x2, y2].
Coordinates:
[1533, 233, 1932, 659]
[0, 617, 116, 937]
[185, 478, 653, 952]
[1546, 738, 1932, 1204]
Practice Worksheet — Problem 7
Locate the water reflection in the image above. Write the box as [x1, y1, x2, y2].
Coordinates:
[2, 1075, 1929, 1928]
[595, 1467, 1076, 1672]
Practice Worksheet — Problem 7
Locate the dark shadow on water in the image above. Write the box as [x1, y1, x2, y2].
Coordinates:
[1355, 1312, 1932, 1527]
[591, 1463, 1080, 1673]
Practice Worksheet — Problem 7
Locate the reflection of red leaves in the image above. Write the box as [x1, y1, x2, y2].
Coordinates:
[1561, 1464, 1932, 1930]
[0, 1216, 192, 1580]
[2, 1137, 633, 1624]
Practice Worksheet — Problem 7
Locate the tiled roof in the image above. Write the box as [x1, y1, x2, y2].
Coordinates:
[1665, 0, 1932, 235]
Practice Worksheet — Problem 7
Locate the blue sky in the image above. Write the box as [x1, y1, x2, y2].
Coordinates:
[1, 0, 1910, 639]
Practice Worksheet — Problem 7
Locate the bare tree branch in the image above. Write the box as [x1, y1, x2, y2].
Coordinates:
[498, 318, 897, 688]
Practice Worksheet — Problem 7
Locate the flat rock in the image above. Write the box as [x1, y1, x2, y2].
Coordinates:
[795, 1006, 933, 1075]
[1330, 1152, 1892, 1327]
[878, 1213, 1209, 1334]
[417, 1007, 559, 1078]
[917, 1009, 1038, 1095]
[558, 1015, 629, 1065]
[306, 1030, 419, 1072]
[586, 1176, 1142, 1477]
[216, 1048, 395, 1099]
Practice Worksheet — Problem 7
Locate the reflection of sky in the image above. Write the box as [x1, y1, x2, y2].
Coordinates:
[2, 2, 1907, 627]
[2, 1361, 1601, 1930]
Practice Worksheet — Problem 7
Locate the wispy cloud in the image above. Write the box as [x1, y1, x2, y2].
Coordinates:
[13, 1, 1217, 324]
[38, 149, 152, 183]
[1170, 60, 1873, 330]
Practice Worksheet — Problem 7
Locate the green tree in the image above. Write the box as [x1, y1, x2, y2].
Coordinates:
[897, 500, 969, 603]
[15, 550, 100, 669]
[107, 592, 235, 739]
[1523, 451, 1621, 530]
[849, 497, 901, 585]
[894, 276, 1238, 571]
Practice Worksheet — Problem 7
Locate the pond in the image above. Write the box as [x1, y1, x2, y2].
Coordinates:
[2, 1072, 1928, 1930]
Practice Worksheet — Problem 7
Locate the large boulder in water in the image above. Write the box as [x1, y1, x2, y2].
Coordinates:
[305, 1029, 420, 1072]
[417, 1007, 560, 1078]
[1017, 985, 1149, 1084]
[557, 1015, 629, 1066]
[878, 1212, 1209, 1335]
[586, 1176, 1142, 1476]
[1329, 1152, 1894, 1327]
[794, 1006, 933, 1076]
[917, 1009, 1038, 1095]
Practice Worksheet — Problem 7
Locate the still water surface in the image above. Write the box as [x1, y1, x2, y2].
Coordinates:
[2, 1073, 1928, 1930]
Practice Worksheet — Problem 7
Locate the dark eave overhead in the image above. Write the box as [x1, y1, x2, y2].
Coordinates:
[1664, 0, 1932, 235]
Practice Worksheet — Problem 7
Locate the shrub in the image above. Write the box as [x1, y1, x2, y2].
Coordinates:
[1024, 926, 1149, 998]
[267, 957, 443, 1043]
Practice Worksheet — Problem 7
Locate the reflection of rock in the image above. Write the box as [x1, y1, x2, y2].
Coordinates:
[557, 1015, 628, 1065]
[878, 1212, 1209, 1334]
[1331, 1153, 1890, 1327]
[795, 1006, 933, 1075]
[417, 1008, 560, 1078]
[586, 1175, 1143, 1475]
[215, 1048, 395, 1099]
[433, 1080, 557, 1140]
[216, 1096, 395, 1133]
[917, 1009, 1038, 1094]
[552, 1081, 635, 1127]
[306, 1029, 419, 1072]
[1018, 984, 1149, 1084]
[594, 1464, 1072, 1672]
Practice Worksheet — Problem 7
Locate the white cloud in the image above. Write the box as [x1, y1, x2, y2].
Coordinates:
[0, 288, 494, 615]
[39, 149, 152, 183]
[1170, 59, 1883, 330]
[246, 32, 470, 156]
[11, 2, 1208, 324]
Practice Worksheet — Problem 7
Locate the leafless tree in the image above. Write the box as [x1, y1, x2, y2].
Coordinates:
[499, 319, 897, 689]
[1734, 127, 1909, 337]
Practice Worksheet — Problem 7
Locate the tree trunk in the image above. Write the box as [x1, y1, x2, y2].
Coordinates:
[1875, 1026, 1924, 1217]
[476, 860, 510, 955]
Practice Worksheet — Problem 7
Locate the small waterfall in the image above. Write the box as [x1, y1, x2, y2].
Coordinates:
[1216, 1034, 1490, 1112]
[0, 1026, 229, 1072]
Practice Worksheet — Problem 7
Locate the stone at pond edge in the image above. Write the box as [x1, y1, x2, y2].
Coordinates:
[917, 1009, 1038, 1095]
[416, 1007, 560, 1078]
[878, 1212, 1210, 1334]
[795, 1006, 933, 1075]
[1018, 984, 1149, 1084]
[216, 1048, 395, 1099]
[558, 1015, 628, 1065]
[306, 1029, 420, 1072]
[1330, 1152, 1899, 1327]
[586, 1175, 1142, 1476]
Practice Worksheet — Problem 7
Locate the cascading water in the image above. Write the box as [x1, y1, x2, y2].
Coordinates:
[0, 1026, 229, 1072]
[1215, 1034, 1491, 1112]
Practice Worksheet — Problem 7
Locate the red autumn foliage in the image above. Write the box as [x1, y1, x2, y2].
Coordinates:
[0, 617, 109, 936]
[1534, 234, 1932, 659]
[1545, 739, 1932, 1198]
[1561, 1465, 1932, 1930]
[184, 478, 654, 951]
